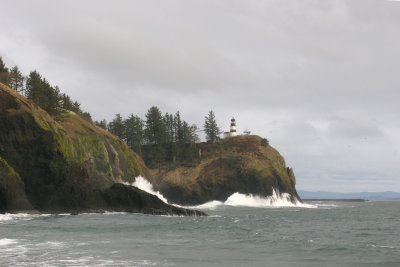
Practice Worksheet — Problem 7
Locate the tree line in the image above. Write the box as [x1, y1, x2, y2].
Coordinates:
[0, 56, 91, 120]
[1, 56, 227, 168]
[98, 109, 221, 168]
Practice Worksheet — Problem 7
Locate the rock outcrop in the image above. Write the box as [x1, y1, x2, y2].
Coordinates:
[0, 83, 203, 216]
[149, 135, 302, 205]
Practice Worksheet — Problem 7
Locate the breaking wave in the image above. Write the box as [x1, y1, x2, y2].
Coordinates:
[191, 190, 316, 209]
[125, 176, 315, 209]
[0, 213, 52, 223]
[123, 176, 169, 204]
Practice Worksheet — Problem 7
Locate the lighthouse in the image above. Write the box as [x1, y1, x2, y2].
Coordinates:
[229, 118, 237, 137]
[223, 118, 238, 138]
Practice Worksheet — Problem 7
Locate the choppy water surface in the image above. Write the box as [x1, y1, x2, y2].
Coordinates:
[1, 201, 400, 267]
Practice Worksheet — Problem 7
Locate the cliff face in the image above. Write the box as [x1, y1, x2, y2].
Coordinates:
[0, 156, 33, 212]
[149, 135, 301, 205]
[0, 83, 203, 215]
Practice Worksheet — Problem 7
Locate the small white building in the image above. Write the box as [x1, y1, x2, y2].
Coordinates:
[223, 118, 238, 138]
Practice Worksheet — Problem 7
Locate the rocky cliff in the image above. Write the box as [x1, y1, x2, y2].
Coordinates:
[0, 83, 203, 215]
[149, 135, 302, 205]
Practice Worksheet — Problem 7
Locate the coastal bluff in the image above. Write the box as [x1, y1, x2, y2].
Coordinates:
[0, 83, 203, 216]
[148, 135, 302, 205]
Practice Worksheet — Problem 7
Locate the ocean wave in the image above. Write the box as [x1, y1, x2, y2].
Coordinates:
[0, 238, 18, 246]
[122, 176, 169, 204]
[0, 213, 57, 224]
[0, 213, 46, 223]
[125, 176, 316, 209]
[189, 190, 316, 209]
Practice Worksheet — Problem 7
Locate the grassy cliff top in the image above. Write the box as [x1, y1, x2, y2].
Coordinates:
[148, 135, 299, 205]
[150, 135, 295, 190]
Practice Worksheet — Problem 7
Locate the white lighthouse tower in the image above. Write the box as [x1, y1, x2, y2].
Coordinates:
[223, 118, 238, 138]
[229, 118, 237, 137]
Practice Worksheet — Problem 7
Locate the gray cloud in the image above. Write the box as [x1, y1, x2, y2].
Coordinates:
[1, 0, 399, 192]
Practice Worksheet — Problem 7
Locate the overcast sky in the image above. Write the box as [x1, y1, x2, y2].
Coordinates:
[1, 0, 399, 192]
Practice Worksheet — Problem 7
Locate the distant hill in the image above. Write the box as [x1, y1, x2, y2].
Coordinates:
[298, 190, 400, 200]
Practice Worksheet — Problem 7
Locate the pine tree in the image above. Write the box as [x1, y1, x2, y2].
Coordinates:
[108, 114, 125, 140]
[204, 110, 220, 143]
[81, 112, 92, 122]
[124, 115, 144, 155]
[95, 119, 108, 129]
[174, 111, 184, 160]
[6, 63, 90, 119]
[26, 70, 44, 106]
[145, 107, 166, 145]
[9, 66, 24, 93]
[0, 57, 9, 85]
[163, 112, 176, 162]
[144, 106, 167, 168]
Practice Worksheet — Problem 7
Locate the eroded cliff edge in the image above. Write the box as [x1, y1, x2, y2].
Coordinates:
[0, 83, 203, 215]
[149, 135, 302, 206]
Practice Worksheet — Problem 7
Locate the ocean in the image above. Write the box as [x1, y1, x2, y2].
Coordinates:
[1, 200, 399, 267]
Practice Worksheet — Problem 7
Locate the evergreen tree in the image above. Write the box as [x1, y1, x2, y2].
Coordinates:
[124, 115, 144, 155]
[26, 71, 59, 115]
[144, 106, 167, 168]
[174, 111, 184, 160]
[81, 112, 92, 122]
[108, 114, 125, 140]
[59, 93, 73, 111]
[3, 60, 90, 120]
[163, 112, 176, 162]
[26, 71, 49, 111]
[9, 66, 24, 93]
[174, 111, 183, 142]
[204, 110, 220, 143]
[145, 107, 166, 145]
[95, 119, 108, 129]
[163, 112, 175, 143]
[0, 57, 9, 85]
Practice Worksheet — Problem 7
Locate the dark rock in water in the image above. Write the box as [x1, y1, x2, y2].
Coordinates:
[149, 135, 302, 206]
[0, 83, 203, 216]
[103, 183, 205, 216]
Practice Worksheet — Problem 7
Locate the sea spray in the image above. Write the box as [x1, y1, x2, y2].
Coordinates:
[124, 176, 315, 209]
[123, 176, 169, 204]
[191, 189, 315, 209]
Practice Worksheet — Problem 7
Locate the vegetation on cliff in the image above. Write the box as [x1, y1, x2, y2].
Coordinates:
[0, 83, 203, 215]
[104, 108, 201, 169]
[0, 156, 32, 212]
[148, 135, 301, 205]
[0, 56, 91, 119]
[0, 55, 300, 212]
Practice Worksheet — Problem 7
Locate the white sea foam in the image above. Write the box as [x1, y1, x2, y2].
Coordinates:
[123, 176, 169, 204]
[123, 177, 316, 209]
[0, 213, 43, 223]
[190, 189, 316, 209]
[0, 238, 18, 246]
